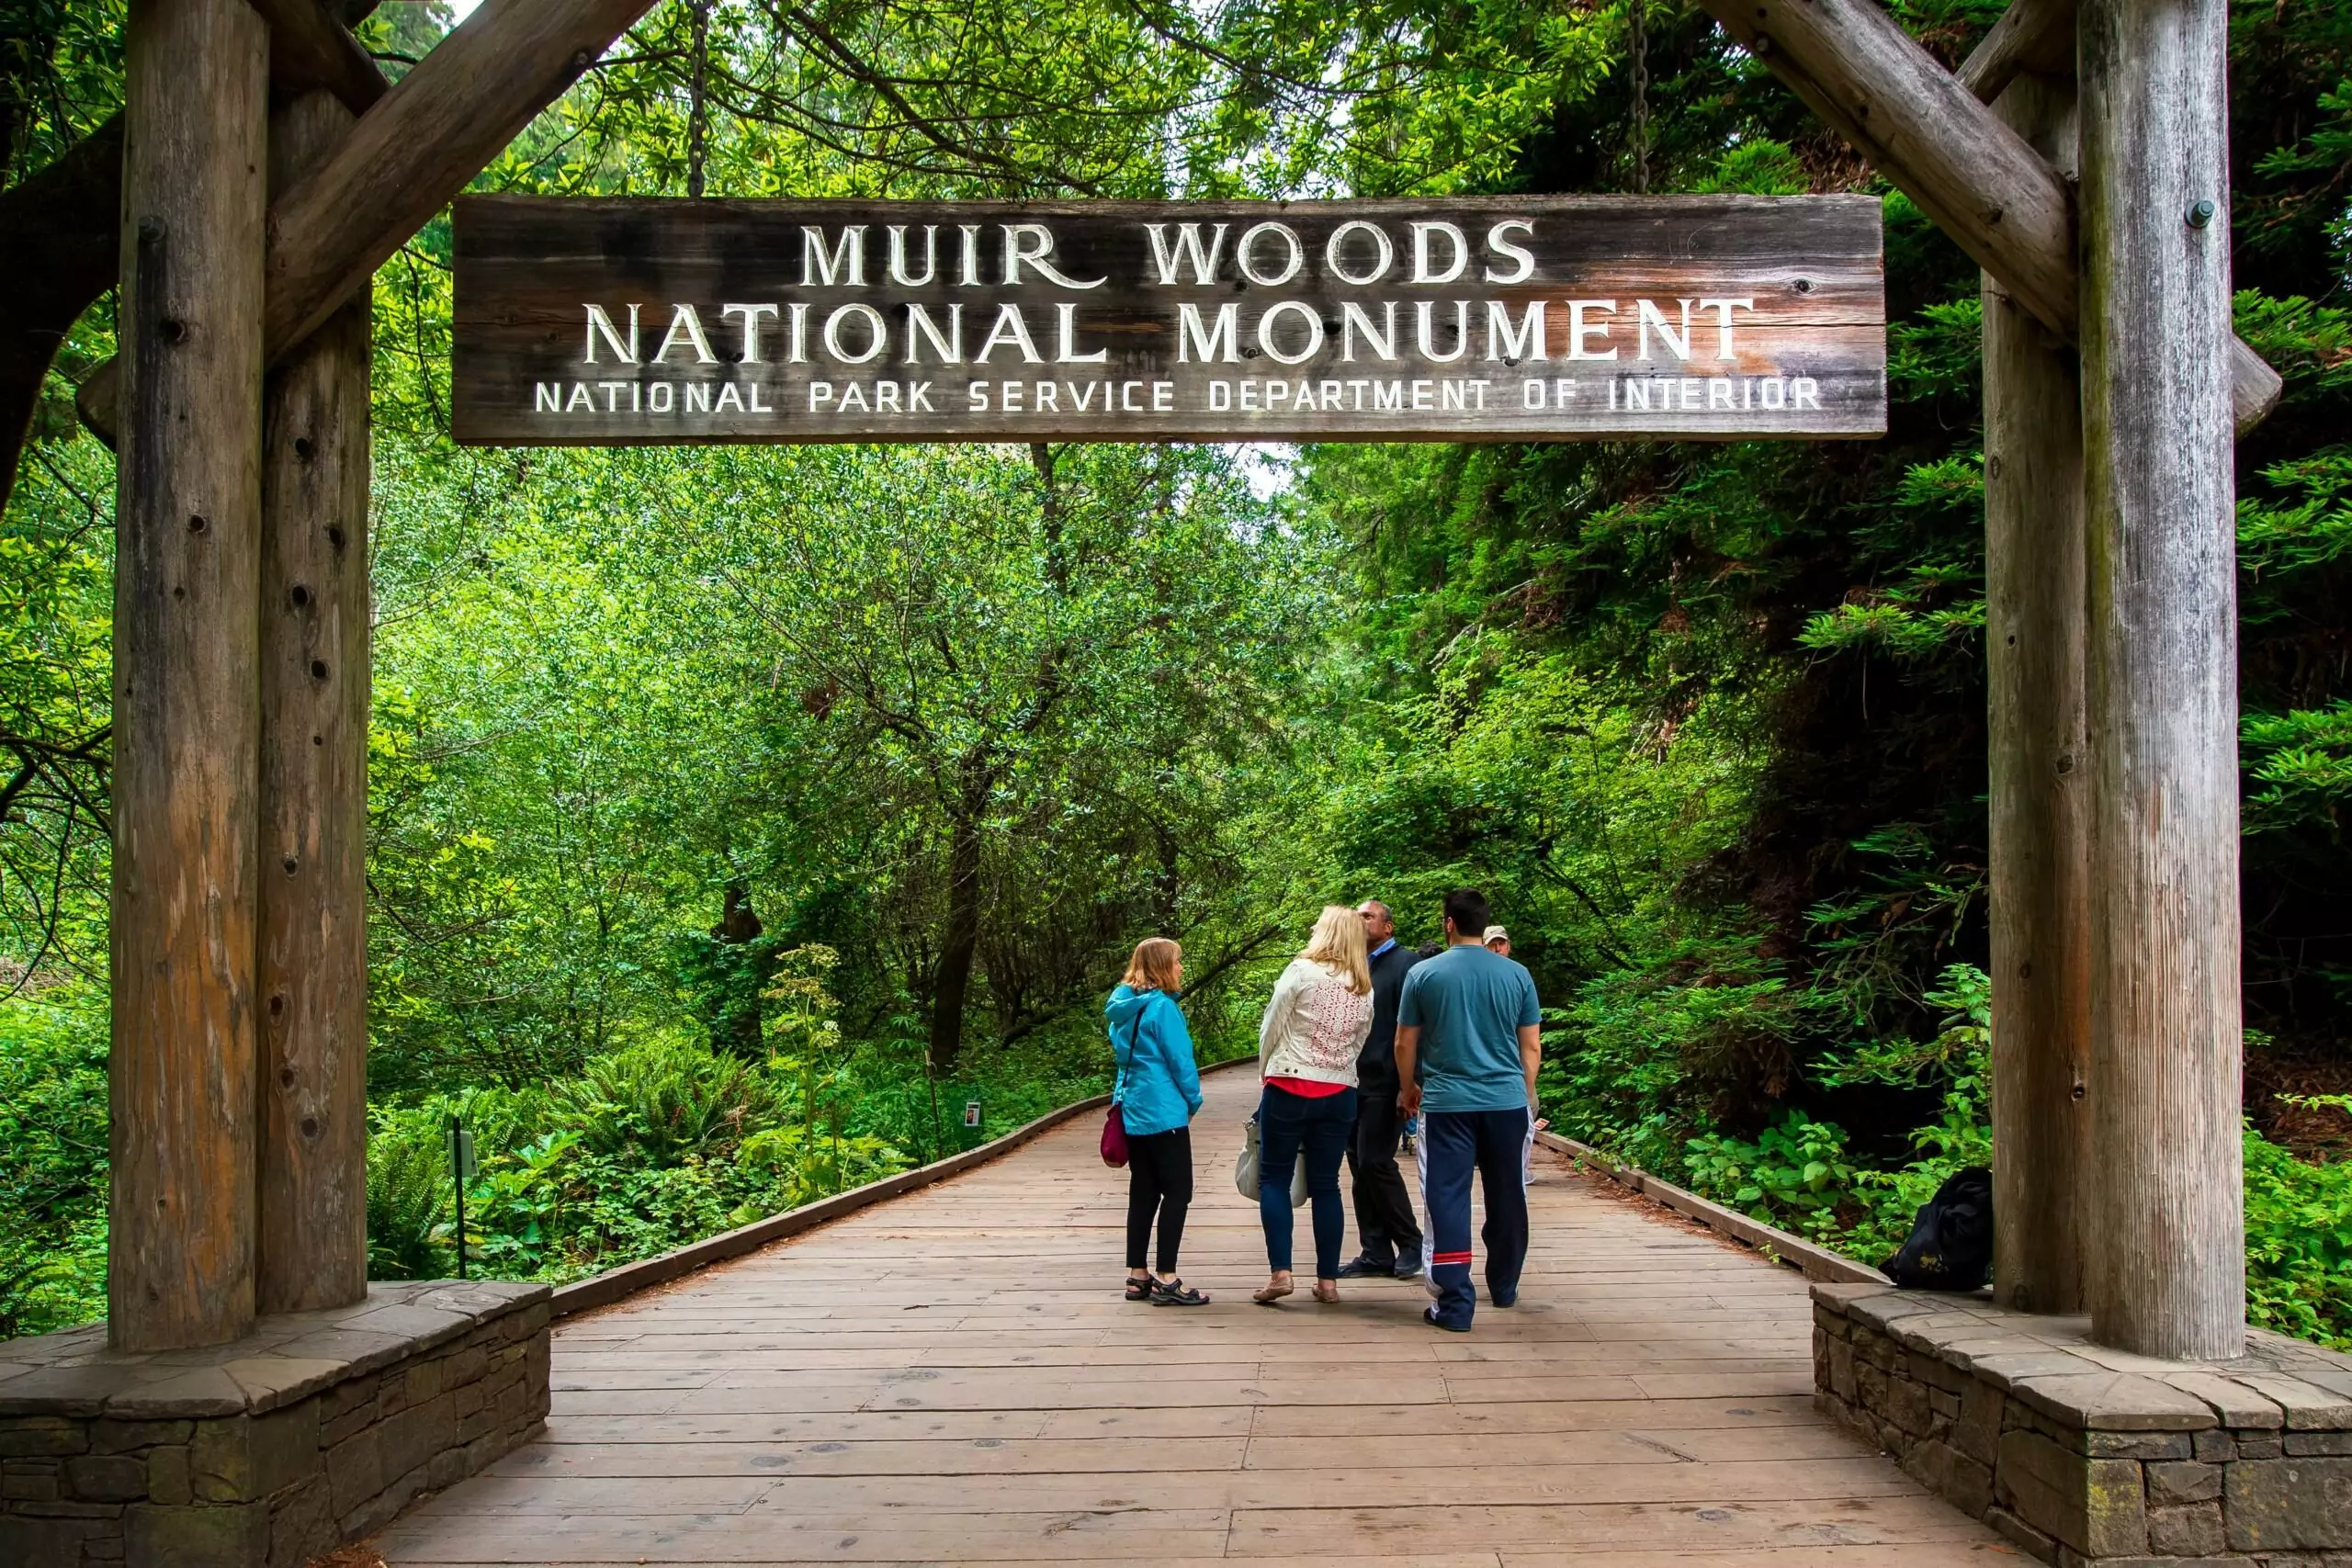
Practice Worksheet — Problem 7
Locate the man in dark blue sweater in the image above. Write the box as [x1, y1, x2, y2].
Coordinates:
[1336, 899, 1426, 1279]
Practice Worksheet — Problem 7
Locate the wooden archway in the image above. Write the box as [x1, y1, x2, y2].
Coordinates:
[57, 0, 2271, 1365]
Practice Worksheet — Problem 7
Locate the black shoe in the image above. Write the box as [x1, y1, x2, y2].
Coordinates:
[1336, 1258, 1395, 1280]
[1423, 1306, 1471, 1334]
[1150, 1277, 1210, 1306]
[1391, 1257, 1424, 1280]
[1489, 1290, 1518, 1308]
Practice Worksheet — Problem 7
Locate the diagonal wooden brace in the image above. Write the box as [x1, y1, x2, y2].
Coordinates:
[79, 0, 660, 444]
[1697, 0, 2280, 434]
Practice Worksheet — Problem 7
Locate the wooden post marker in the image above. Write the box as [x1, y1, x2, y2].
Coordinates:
[108, 0, 269, 1352]
[256, 88, 372, 1316]
[1984, 68, 2092, 1317]
[2081, 0, 2245, 1359]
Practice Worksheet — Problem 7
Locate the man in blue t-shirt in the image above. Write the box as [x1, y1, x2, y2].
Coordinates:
[1395, 887, 1542, 1331]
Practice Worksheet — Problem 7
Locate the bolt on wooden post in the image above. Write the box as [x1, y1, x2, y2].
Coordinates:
[107, 0, 270, 1352]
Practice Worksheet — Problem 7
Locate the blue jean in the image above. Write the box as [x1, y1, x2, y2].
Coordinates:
[1258, 1083, 1357, 1278]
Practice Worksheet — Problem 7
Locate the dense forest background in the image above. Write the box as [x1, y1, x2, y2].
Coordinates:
[3, 0, 2348, 1344]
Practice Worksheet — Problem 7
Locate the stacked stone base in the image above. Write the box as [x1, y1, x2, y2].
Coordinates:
[0, 1280, 550, 1567]
[1815, 1283, 2352, 1565]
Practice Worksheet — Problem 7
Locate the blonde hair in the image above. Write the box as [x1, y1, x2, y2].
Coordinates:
[1122, 936, 1182, 994]
[1299, 905, 1373, 996]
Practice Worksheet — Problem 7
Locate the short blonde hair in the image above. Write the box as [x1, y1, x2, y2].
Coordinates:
[1300, 905, 1372, 995]
[1122, 937, 1182, 993]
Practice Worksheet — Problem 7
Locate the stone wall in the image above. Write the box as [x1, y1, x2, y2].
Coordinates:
[0, 1280, 550, 1568]
[1814, 1282, 2352, 1565]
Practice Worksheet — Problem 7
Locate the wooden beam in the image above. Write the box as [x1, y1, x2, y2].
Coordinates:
[0, 115, 121, 513]
[255, 87, 372, 1317]
[76, 0, 658, 444]
[1984, 69, 2091, 1318]
[108, 0, 270, 1354]
[1959, 0, 2076, 103]
[2081, 0, 2245, 1362]
[262, 0, 657, 365]
[1696, 0, 2281, 434]
[248, 0, 388, 112]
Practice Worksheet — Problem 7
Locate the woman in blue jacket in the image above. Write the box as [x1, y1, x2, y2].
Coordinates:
[1105, 937, 1209, 1305]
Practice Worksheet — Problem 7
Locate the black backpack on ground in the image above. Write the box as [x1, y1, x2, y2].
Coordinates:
[1879, 1166, 1994, 1291]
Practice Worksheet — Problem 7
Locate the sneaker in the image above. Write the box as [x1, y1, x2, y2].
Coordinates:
[1423, 1306, 1471, 1334]
[1489, 1291, 1518, 1309]
[1390, 1257, 1424, 1280]
[1336, 1258, 1395, 1280]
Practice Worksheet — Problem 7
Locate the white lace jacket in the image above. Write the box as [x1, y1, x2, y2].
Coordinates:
[1257, 957, 1374, 1087]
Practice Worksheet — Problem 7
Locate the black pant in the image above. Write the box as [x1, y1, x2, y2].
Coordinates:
[1125, 1126, 1193, 1273]
[1345, 1085, 1424, 1269]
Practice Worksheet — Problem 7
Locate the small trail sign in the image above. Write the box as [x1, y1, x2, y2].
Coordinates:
[452, 196, 1884, 446]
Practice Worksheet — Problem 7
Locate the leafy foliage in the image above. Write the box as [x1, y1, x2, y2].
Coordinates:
[4, 0, 2351, 1348]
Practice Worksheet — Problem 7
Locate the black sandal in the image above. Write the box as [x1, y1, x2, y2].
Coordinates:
[1150, 1277, 1210, 1307]
[1125, 1275, 1153, 1302]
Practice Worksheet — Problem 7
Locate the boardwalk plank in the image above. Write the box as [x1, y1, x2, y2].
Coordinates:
[371, 1067, 2001, 1565]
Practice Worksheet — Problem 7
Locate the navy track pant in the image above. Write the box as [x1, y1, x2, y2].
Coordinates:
[1415, 1107, 1532, 1329]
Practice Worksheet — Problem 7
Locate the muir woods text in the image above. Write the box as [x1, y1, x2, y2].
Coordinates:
[451, 196, 1887, 445]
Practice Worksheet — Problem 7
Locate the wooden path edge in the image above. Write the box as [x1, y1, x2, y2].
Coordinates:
[1538, 1129, 1893, 1288]
[547, 1055, 1256, 1322]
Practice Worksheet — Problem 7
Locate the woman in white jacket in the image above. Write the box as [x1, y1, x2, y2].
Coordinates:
[1251, 906, 1375, 1304]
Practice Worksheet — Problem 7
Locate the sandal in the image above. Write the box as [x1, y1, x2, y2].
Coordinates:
[1150, 1277, 1209, 1307]
[1252, 1274, 1295, 1305]
[1125, 1274, 1153, 1302]
[1311, 1280, 1340, 1304]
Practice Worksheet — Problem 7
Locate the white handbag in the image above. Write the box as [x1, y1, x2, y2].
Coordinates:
[1236, 1115, 1310, 1207]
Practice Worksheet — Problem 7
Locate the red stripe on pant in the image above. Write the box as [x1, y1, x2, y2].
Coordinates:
[1431, 1250, 1474, 1265]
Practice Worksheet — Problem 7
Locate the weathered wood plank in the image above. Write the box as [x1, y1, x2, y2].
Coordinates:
[2080, 0, 2246, 1360]
[107, 0, 270, 1354]
[450, 195, 1888, 445]
[378, 1068, 2006, 1562]
[255, 85, 372, 1315]
[1984, 68, 2093, 1316]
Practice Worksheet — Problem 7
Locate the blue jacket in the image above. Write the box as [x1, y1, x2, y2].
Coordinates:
[1105, 985, 1203, 1136]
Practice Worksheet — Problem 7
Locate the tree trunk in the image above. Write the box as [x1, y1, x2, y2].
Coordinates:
[2080, 0, 2245, 1360]
[1984, 69, 2093, 1318]
[928, 777, 987, 1074]
[255, 88, 372, 1318]
[107, 0, 269, 1353]
[709, 882, 769, 1059]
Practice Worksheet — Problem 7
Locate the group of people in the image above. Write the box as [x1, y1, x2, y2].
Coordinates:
[1102, 888, 1541, 1334]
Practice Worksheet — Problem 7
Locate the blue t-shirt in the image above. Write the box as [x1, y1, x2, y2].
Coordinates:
[1396, 942, 1541, 1112]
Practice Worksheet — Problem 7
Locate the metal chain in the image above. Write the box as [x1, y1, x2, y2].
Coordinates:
[1630, 0, 1650, 195]
[687, 0, 712, 198]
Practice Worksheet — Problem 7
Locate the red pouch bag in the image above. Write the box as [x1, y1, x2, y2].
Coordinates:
[1101, 1104, 1130, 1168]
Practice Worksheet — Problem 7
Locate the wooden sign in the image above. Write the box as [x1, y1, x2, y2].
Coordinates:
[451, 196, 1885, 445]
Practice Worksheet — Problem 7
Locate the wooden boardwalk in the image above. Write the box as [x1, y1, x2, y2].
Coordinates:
[373, 1066, 2017, 1566]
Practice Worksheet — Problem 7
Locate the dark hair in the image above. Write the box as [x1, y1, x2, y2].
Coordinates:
[1442, 887, 1491, 937]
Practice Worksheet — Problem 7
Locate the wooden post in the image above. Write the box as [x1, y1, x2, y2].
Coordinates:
[2081, 0, 2245, 1359]
[108, 0, 269, 1352]
[1984, 68, 2092, 1316]
[256, 88, 372, 1316]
